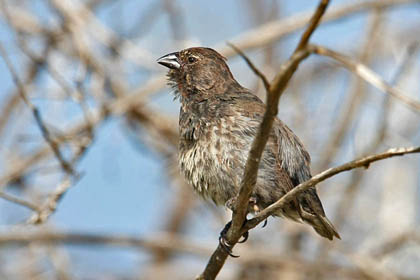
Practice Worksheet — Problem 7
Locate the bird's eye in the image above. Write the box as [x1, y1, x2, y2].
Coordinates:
[188, 56, 196, 63]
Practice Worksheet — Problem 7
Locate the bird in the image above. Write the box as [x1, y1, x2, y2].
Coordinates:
[157, 47, 340, 254]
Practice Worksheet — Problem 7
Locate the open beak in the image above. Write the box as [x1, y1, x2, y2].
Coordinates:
[157, 52, 180, 69]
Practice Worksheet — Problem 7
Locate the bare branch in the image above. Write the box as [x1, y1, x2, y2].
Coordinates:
[295, 0, 330, 51]
[308, 44, 420, 112]
[0, 231, 210, 256]
[0, 43, 76, 176]
[0, 76, 166, 190]
[198, 1, 330, 279]
[217, 0, 420, 57]
[315, 10, 385, 172]
[227, 42, 270, 92]
[28, 175, 81, 224]
[0, 191, 40, 211]
[372, 231, 420, 258]
[247, 146, 420, 228]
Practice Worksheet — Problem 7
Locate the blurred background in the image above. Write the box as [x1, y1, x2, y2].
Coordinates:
[0, 0, 419, 279]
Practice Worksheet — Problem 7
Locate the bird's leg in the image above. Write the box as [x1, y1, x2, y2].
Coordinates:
[247, 196, 268, 228]
[225, 195, 259, 214]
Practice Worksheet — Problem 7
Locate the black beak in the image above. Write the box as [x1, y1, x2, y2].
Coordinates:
[157, 52, 180, 69]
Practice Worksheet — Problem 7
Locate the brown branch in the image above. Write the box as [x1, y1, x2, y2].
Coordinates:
[28, 175, 82, 224]
[227, 42, 270, 92]
[227, 48, 309, 243]
[0, 43, 76, 176]
[308, 44, 420, 112]
[1, 230, 416, 280]
[49, 0, 157, 70]
[0, 42, 87, 224]
[0, 231, 209, 256]
[0, 76, 165, 190]
[179, 144, 420, 277]
[0, 229, 416, 279]
[217, 0, 420, 58]
[18, 36, 94, 127]
[199, 149, 420, 278]
[246, 146, 420, 228]
[295, 0, 330, 51]
[0, 90, 22, 139]
[330, 41, 420, 230]
[198, 1, 329, 279]
[372, 231, 420, 258]
[316, 10, 384, 172]
[0, 191, 40, 211]
[337, 248, 401, 280]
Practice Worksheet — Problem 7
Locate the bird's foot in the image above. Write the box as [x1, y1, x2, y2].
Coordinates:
[219, 220, 249, 258]
[247, 197, 268, 228]
[225, 195, 259, 214]
[219, 221, 238, 258]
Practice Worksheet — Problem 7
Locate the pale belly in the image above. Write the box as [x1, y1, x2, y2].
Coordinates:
[178, 136, 243, 206]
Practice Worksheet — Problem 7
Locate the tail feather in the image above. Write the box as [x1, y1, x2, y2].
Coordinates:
[295, 188, 340, 240]
[302, 212, 340, 240]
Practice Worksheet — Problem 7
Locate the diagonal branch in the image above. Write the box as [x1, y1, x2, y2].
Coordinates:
[0, 43, 76, 176]
[217, 0, 420, 58]
[198, 1, 330, 279]
[0, 42, 86, 224]
[28, 175, 82, 224]
[0, 191, 40, 211]
[230, 0, 328, 246]
[227, 42, 270, 92]
[246, 146, 420, 229]
[295, 0, 330, 51]
[308, 44, 420, 112]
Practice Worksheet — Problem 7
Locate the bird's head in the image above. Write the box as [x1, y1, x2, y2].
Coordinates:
[157, 47, 237, 99]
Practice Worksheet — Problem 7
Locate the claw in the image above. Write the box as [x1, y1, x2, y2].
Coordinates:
[218, 219, 250, 258]
[262, 218, 268, 228]
[219, 235, 239, 258]
[220, 221, 232, 237]
[219, 221, 239, 257]
[238, 231, 249, 243]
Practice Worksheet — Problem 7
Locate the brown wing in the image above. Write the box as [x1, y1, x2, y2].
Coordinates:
[274, 119, 340, 240]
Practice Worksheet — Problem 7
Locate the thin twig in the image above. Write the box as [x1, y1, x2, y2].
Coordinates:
[332, 41, 420, 229]
[228, 47, 310, 242]
[217, 0, 420, 57]
[1, 230, 415, 280]
[0, 76, 166, 190]
[246, 146, 420, 228]
[0, 191, 40, 211]
[295, 0, 330, 51]
[308, 44, 420, 112]
[372, 231, 420, 258]
[316, 10, 384, 173]
[227, 42, 270, 92]
[310, 14, 386, 273]
[0, 43, 75, 176]
[28, 175, 82, 225]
